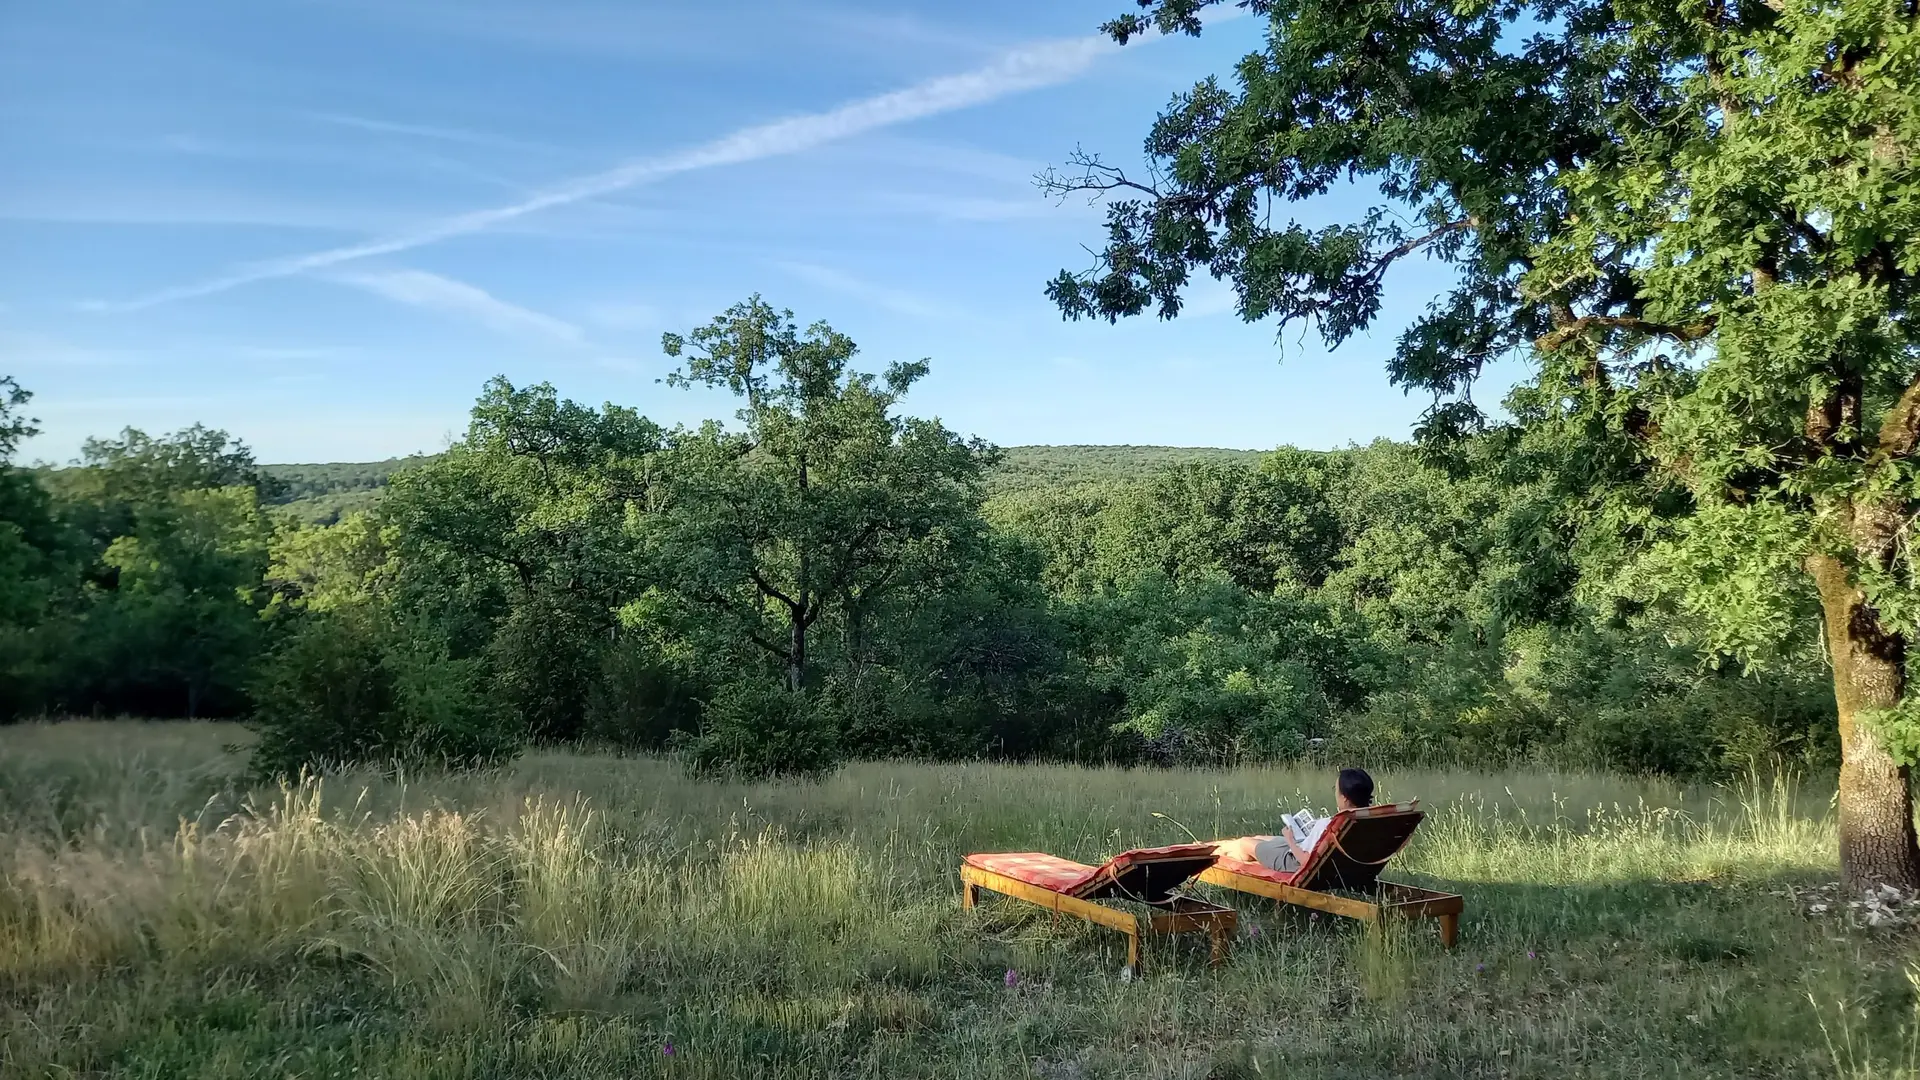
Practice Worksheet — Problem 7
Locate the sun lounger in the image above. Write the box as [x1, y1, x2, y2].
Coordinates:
[1198, 803, 1463, 947]
[960, 843, 1236, 972]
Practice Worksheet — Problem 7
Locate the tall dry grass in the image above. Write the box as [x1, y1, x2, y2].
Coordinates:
[0, 720, 1911, 1079]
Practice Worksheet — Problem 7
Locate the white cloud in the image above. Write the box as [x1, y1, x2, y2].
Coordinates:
[334, 269, 584, 344]
[875, 191, 1057, 222]
[774, 261, 955, 320]
[805, 8, 1004, 59]
[307, 112, 555, 154]
[844, 136, 1041, 184]
[104, 31, 1122, 310]
[0, 329, 142, 368]
[228, 345, 356, 363]
[4, 189, 415, 233]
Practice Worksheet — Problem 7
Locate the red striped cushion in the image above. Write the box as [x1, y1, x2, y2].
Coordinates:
[966, 843, 1220, 900]
[964, 851, 1095, 893]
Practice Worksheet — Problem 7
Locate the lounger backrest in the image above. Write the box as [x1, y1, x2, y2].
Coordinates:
[1069, 843, 1220, 904]
[1292, 802, 1423, 892]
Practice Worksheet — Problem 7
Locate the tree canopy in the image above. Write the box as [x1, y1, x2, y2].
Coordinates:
[1045, 0, 1920, 887]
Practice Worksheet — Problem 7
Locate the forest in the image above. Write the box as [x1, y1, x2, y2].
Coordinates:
[0, 296, 1837, 783]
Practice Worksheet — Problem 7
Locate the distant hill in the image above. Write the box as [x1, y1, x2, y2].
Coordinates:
[261, 456, 436, 524]
[983, 445, 1264, 493]
[260, 445, 1271, 524]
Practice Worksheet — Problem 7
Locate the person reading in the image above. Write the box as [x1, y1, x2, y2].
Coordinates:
[1211, 768, 1375, 874]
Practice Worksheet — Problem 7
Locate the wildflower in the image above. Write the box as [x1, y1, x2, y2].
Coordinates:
[1475, 963, 1486, 973]
[1005, 969, 1019, 989]
[663, 1041, 674, 1057]
[1308, 912, 1319, 922]
[1527, 951, 1536, 960]
[1247, 923, 1262, 939]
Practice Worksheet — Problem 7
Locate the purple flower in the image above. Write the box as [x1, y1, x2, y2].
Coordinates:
[1308, 912, 1319, 922]
[1527, 951, 1537, 960]
[1475, 963, 1486, 973]
[1248, 924, 1262, 939]
[663, 1041, 674, 1057]
[1004, 969, 1019, 989]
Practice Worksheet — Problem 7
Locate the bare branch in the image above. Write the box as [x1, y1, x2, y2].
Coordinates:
[1035, 147, 1163, 203]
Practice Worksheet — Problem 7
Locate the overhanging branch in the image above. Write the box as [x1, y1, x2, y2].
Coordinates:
[1035, 147, 1163, 202]
[1535, 315, 1716, 352]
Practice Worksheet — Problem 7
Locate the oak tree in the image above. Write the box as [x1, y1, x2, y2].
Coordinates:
[655, 297, 995, 696]
[1048, 0, 1920, 886]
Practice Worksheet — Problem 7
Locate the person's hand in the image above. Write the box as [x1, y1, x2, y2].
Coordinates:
[1283, 831, 1308, 865]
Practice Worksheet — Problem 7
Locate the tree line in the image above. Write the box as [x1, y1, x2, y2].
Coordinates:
[0, 295, 1836, 787]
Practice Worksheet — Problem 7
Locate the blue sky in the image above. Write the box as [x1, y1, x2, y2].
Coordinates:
[2, 0, 1498, 465]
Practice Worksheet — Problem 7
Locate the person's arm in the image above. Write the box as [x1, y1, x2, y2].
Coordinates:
[1282, 830, 1308, 866]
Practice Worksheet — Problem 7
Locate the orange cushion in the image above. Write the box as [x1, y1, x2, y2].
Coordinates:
[965, 843, 1220, 901]
[965, 851, 1095, 893]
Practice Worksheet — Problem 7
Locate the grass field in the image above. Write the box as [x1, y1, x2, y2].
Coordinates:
[0, 722, 1914, 1079]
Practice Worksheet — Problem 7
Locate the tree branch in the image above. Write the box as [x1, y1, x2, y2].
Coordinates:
[744, 630, 789, 660]
[1535, 315, 1716, 352]
[1345, 219, 1479, 297]
[687, 587, 787, 660]
[1874, 373, 1920, 461]
[746, 565, 800, 612]
[1035, 147, 1163, 203]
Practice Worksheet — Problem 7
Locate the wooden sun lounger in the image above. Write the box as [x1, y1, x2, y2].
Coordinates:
[1198, 802, 1463, 947]
[960, 843, 1236, 973]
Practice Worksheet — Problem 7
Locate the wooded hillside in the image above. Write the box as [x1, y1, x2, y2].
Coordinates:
[261, 446, 1267, 523]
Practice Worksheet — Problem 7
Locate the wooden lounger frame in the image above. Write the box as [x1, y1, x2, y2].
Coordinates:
[1200, 802, 1462, 947]
[1197, 865, 1462, 947]
[960, 862, 1236, 973]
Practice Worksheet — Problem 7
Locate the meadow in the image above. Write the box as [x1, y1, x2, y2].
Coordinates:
[0, 721, 1914, 1079]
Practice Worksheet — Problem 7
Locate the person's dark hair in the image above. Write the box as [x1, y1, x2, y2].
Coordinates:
[1338, 767, 1375, 807]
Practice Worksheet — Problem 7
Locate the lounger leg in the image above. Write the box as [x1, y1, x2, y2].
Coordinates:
[1438, 913, 1459, 950]
[1125, 930, 1141, 976]
[962, 881, 979, 909]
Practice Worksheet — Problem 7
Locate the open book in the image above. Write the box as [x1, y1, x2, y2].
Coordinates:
[1282, 809, 1329, 857]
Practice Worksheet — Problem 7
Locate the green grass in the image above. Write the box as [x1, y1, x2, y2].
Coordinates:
[1, 721, 1914, 1079]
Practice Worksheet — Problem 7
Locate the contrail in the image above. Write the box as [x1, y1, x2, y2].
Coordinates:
[106, 33, 1115, 311]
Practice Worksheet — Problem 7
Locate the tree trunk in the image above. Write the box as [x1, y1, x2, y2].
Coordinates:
[786, 608, 806, 694]
[1807, 549, 1920, 891]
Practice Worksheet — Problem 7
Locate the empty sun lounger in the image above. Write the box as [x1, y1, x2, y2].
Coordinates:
[1198, 803, 1463, 947]
[960, 843, 1236, 972]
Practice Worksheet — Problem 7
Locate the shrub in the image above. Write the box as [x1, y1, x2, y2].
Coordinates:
[486, 591, 606, 743]
[582, 639, 703, 750]
[673, 681, 841, 779]
[249, 611, 518, 777]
